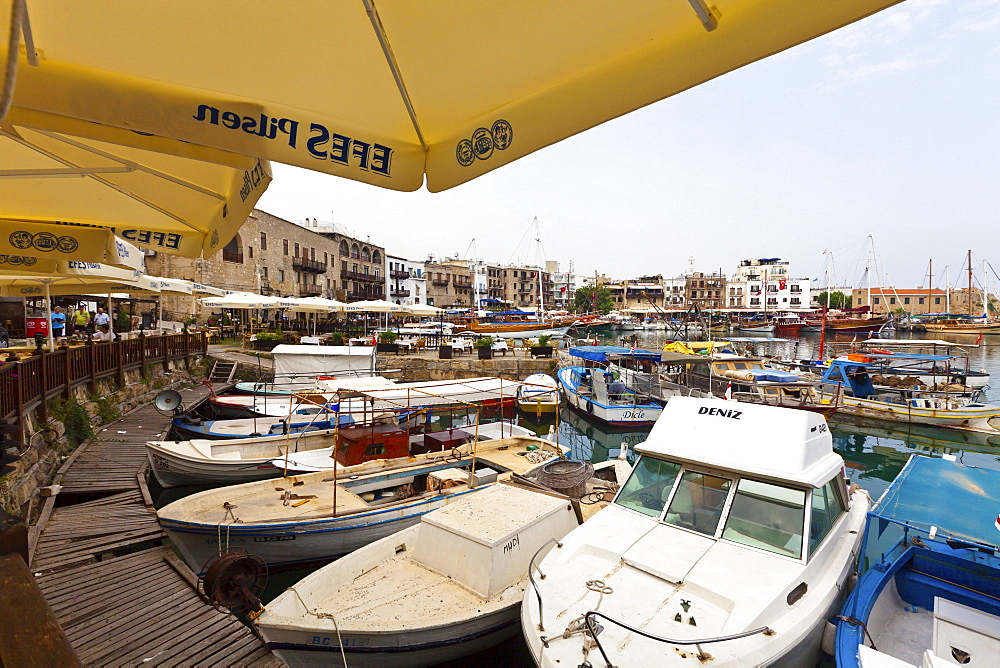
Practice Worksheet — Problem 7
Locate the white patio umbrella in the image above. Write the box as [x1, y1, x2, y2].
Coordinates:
[199, 292, 279, 309]
[343, 299, 409, 335]
[275, 297, 347, 334]
[404, 304, 444, 316]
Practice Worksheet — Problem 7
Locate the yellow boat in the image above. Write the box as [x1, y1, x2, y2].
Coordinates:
[516, 373, 561, 416]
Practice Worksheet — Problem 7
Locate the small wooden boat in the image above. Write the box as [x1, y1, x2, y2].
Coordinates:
[559, 347, 666, 427]
[835, 455, 1000, 667]
[516, 373, 560, 416]
[156, 436, 567, 572]
[255, 483, 581, 667]
[825, 316, 890, 333]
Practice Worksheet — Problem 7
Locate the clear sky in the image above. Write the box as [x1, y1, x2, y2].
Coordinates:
[257, 0, 999, 293]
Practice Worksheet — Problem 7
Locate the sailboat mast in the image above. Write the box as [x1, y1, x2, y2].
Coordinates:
[866, 235, 874, 317]
[926, 259, 932, 315]
[968, 250, 973, 316]
[945, 266, 951, 312]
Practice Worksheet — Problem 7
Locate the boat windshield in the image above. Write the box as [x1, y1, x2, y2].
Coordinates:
[614, 456, 682, 517]
[664, 471, 732, 535]
[721, 479, 806, 559]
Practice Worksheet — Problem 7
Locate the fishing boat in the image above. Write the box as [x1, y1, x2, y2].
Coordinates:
[825, 316, 891, 333]
[558, 346, 666, 427]
[819, 359, 1000, 433]
[516, 373, 561, 417]
[834, 455, 1000, 667]
[169, 413, 355, 440]
[774, 314, 804, 334]
[735, 318, 776, 333]
[254, 483, 581, 668]
[453, 311, 577, 339]
[521, 397, 869, 667]
[921, 315, 1000, 335]
[157, 435, 567, 572]
[230, 345, 379, 395]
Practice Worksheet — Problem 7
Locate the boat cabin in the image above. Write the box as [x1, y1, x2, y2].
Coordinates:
[613, 397, 849, 563]
[334, 424, 485, 467]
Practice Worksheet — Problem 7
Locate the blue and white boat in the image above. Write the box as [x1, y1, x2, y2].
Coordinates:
[835, 455, 1000, 667]
[558, 346, 665, 427]
[170, 413, 354, 440]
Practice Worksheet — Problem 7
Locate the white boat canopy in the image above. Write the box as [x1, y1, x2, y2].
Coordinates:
[271, 344, 376, 378]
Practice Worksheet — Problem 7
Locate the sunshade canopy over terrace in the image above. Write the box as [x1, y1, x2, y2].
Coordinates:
[199, 292, 279, 309]
[0, 119, 270, 258]
[2, 0, 901, 192]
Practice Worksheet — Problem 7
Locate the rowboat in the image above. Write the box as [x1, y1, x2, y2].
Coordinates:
[157, 436, 568, 572]
[516, 373, 560, 416]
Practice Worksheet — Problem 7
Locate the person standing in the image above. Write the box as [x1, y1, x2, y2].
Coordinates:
[93, 307, 110, 330]
[72, 304, 91, 339]
[51, 306, 66, 343]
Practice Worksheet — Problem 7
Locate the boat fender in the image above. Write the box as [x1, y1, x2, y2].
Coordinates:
[871, 348, 893, 355]
[316, 375, 336, 381]
[820, 620, 837, 656]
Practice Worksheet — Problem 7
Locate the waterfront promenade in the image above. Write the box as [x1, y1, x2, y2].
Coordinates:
[27, 384, 283, 667]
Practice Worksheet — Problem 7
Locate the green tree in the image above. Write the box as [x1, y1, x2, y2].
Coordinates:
[817, 291, 852, 309]
[573, 286, 614, 314]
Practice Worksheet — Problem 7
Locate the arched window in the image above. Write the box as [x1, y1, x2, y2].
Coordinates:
[362, 248, 371, 262]
[372, 250, 382, 264]
[222, 234, 243, 263]
[339, 240, 349, 257]
[351, 243, 360, 259]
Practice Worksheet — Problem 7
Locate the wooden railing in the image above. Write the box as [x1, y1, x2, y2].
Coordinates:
[0, 332, 207, 426]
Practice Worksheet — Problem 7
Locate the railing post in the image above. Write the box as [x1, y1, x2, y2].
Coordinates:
[115, 337, 125, 388]
[36, 348, 48, 425]
[161, 334, 170, 374]
[15, 360, 24, 431]
[85, 336, 96, 394]
[183, 328, 191, 370]
[62, 345, 71, 399]
[138, 329, 147, 379]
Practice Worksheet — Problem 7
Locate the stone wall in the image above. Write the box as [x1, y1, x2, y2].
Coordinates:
[2, 356, 208, 515]
[377, 355, 558, 382]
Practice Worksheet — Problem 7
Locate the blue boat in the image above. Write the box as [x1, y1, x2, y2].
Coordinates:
[558, 347, 665, 427]
[835, 455, 1000, 666]
[171, 413, 355, 440]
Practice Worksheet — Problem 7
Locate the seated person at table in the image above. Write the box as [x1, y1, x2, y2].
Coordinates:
[93, 324, 117, 341]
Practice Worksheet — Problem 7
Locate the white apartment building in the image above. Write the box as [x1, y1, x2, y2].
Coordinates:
[546, 260, 577, 310]
[731, 258, 810, 311]
[386, 255, 427, 306]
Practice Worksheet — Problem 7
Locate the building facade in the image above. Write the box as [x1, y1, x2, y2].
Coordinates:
[386, 255, 427, 306]
[424, 259, 473, 308]
[685, 272, 726, 310]
[730, 258, 810, 311]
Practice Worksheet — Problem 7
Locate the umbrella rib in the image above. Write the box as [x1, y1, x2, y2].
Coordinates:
[362, 0, 428, 152]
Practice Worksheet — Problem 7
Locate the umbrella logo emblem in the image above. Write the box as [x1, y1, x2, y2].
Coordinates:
[56, 236, 79, 253]
[32, 232, 58, 252]
[9, 231, 33, 250]
[456, 120, 513, 167]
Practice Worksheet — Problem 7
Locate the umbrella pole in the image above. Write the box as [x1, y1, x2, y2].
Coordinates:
[46, 281, 55, 352]
[107, 294, 113, 335]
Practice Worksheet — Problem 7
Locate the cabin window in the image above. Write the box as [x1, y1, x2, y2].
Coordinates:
[614, 457, 681, 517]
[664, 471, 732, 535]
[732, 362, 748, 370]
[364, 443, 386, 457]
[722, 479, 806, 559]
[809, 478, 846, 555]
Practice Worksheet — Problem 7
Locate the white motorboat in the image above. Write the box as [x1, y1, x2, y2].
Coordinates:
[255, 483, 580, 667]
[521, 396, 869, 666]
[157, 436, 567, 572]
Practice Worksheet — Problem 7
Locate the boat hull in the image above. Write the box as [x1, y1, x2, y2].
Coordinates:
[147, 443, 297, 488]
[825, 318, 890, 333]
[265, 608, 519, 668]
[557, 367, 662, 427]
[822, 394, 1000, 433]
[161, 487, 487, 573]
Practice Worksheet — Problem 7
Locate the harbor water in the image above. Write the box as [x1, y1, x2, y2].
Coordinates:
[154, 328, 1000, 666]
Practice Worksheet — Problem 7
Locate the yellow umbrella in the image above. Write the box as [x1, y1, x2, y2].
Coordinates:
[0, 120, 271, 258]
[2, 0, 900, 192]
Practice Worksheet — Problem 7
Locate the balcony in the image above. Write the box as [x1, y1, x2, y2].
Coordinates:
[390, 269, 409, 280]
[222, 250, 243, 263]
[292, 256, 327, 273]
[390, 288, 411, 297]
[431, 277, 450, 286]
[349, 286, 385, 300]
[340, 268, 381, 283]
[453, 279, 472, 288]
[298, 284, 322, 297]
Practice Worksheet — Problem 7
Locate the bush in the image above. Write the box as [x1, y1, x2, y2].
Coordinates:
[378, 331, 398, 343]
[536, 335, 552, 347]
[329, 332, 346, 345]
[52, 398, 94, 447]
[254, 331, 283, 341]
[473, 336, 495, 348]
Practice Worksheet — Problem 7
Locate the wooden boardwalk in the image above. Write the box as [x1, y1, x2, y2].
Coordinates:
[30, 383, 283, 666]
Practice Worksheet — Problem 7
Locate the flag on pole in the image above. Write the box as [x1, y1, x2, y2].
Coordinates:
[725, 381, 733, 400]
[976, 333, 984, 346]
[629, 341, 637, 353]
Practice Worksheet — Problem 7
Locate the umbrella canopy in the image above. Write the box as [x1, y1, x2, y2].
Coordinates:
[199, 292, 280, 309]
[280, 296, 347, 313]
[404, 304, 444, 316]
[189, 282, 225, 296]
[3, 0, 900, 192]
[343, 299, 409, 313]
[0, 120, 271, 258]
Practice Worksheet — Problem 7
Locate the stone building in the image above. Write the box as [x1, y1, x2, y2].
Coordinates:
[146, 209, 384, 321]
[685, 271, 726, 310]
[498, 265, 552, 310]
[851, 287, 993, 316]
[424, 259, 473, 308]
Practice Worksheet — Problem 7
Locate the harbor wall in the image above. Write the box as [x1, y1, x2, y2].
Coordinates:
[2, 356, 208, 515]
[377, 355, 559, 382]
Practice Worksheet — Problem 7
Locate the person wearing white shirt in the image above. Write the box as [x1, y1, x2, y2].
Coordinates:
[93, 324, 116, 341]
[93, 308, 110, 328]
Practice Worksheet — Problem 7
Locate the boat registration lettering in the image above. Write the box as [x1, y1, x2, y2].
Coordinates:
[151, 454, 170, 469]
[311, 635, 368, 647]
[622, 410, 645, 419]
[254, 535, 295, 542]
[698, 407, 741, 419]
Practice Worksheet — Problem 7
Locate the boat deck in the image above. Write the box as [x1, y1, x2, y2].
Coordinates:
[28, 383, 283, 666]
[162, 437, 563, 525]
